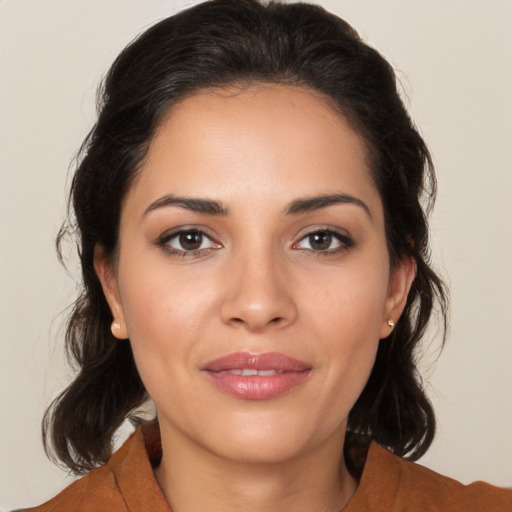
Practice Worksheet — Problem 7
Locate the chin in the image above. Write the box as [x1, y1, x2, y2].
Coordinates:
[196, 414, 333, 465]
[213, 435, 307, 464]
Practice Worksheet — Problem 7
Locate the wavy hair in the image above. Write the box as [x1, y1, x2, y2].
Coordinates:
[44, 0, 448, 474]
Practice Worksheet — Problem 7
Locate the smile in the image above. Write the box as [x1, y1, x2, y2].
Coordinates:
[203, 352, 312, 400]
[221, 369, 284, 376]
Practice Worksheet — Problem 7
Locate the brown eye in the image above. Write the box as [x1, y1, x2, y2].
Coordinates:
[294, 229, 353, 254]
[159, 229, 221, 254]
[308, 232, 332, 251]
[179, 231, 203, 250]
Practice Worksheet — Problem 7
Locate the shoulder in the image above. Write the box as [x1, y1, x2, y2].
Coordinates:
[21, 464, 125, 512]
[21, 429, 138, 511]
[347, 442, 512, 512]
[22, 427, 169, 512]
[393, 450, 512, 511]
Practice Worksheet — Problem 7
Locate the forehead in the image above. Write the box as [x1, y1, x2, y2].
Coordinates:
[124, 84, 381, 219]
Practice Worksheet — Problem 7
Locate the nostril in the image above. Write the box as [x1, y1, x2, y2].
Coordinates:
[228, 315, 285, 330]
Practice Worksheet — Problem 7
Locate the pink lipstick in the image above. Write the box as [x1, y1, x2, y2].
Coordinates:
[202, 352, 311, 400]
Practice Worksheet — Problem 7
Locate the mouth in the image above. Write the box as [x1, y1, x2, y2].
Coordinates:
[220, 369, 286, 376]
[202, 352, 312, 400]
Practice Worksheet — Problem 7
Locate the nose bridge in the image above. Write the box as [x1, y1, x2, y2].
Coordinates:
[220, 238, 297, 331]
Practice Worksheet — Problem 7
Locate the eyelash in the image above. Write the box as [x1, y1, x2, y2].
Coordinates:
[156, 228, 221, 258]
[292, 228, 354, 256]
[156, 227, 354, 258]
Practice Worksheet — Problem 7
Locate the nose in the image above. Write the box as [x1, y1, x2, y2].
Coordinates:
[220, 250, 298, 332]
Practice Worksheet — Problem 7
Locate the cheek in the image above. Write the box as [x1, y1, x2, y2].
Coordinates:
[302, 253, 389, 403]
[119, 243, 218, 328]
[305, 252, 390, 339]
[116, 256, 219, 386]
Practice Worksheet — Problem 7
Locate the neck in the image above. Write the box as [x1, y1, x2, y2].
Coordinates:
[154, 423, 357, 512]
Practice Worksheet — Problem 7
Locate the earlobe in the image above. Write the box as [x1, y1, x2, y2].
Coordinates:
[93, 245, 129, 340]
[380, 256, 416, 338]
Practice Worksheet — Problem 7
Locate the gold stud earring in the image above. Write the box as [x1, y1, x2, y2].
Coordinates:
[387, 319, 395, 328]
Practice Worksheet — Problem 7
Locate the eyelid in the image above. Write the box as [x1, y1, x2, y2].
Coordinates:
[154, 224, 353, 257]
[292, 226, 354, 253]
[156, 226, 222, 255]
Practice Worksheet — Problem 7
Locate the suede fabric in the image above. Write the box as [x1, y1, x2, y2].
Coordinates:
[27, 428, 512, 511]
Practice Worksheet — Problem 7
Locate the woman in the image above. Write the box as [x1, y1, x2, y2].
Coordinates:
[26, 0, 512, 510]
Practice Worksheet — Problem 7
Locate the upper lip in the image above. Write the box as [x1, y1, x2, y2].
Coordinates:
[203, 352, 311, 372]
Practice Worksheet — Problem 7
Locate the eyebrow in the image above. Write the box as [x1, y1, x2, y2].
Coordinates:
[144, 194, 229, 216]
[143, 192, 371, 219]
[285, 193, 372, 219]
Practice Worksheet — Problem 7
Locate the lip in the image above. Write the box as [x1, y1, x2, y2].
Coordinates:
[202, 352, 312, 400]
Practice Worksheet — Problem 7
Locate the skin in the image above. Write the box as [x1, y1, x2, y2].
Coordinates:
[96, 84, 415, 512]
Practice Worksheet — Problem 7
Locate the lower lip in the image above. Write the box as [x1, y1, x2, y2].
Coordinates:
[204, 370, 311, 400]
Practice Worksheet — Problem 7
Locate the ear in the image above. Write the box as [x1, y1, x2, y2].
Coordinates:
[379, 256, 416, 339]
[94, 245, 129, 340]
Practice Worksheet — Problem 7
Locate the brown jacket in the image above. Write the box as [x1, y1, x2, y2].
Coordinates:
[26, 428, 512, 511]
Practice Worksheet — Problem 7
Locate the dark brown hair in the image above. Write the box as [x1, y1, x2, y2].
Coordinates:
[44, 0, 447, 474]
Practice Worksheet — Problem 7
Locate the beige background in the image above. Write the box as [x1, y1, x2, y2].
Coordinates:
[1, 0, 511, 508]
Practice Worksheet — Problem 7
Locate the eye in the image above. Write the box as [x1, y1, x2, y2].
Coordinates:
[158, 229, 221, 255]
[294, 229, 353, 253]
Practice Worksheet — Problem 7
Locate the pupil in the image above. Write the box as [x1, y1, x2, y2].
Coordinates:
[310, 232, 331, 250]
[180, 231, 202, 250]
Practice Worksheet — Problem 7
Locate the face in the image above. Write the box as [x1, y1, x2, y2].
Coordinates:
[97, 85, 414, 464]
